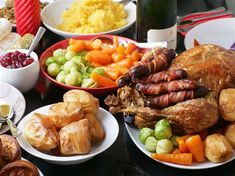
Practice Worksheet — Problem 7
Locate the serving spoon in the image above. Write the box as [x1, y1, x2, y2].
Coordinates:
[0, 104, 19, 137]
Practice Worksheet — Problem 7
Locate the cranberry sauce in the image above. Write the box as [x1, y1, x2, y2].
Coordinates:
[0, 51, 34, 69]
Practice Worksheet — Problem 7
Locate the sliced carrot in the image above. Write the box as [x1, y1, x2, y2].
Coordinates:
[102, 45, 114, 55]
[116, 58, 133, 68]
[130, 50, 141, 62]
[126, 42, 137, 55]
[113, 36, 119, 50]
[70, 40, 86, 52]
[116, 45, 126, 54]
[84, 40, 94, 51]
[112, 53, 125, 63]
[69, 38, 78, 45]
[86, 50, 113, 65]
[172, 148, 181, 154]
[176, 135, 192, 143]
[92, 39, 103, 50]
[185, 135, 205, 163]
[178, 140, 189, 153]
[90, 72, 116, 87]
[105, 69, 120, 81]
[151, 153, 192, 166]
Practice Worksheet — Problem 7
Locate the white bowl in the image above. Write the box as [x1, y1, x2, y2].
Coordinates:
[41, 0, 136, 38]
[17, 105, 119, 165]
[0, 49, 40, 93]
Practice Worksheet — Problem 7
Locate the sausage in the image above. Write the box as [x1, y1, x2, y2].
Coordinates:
[129, 48, 175, 78]
[136, 79, 197, 95]
[146, 86, 209, 108]
[118, 73, 132, 87]
[137, 69, 188, 84]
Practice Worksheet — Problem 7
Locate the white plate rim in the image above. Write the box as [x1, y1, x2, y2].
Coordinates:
[0, 82, 26, 134]
[184, 18, 235, 50]
[40, 0, 136, 37]
[17, 105, 119, 163]
[125, 123, 235, 170]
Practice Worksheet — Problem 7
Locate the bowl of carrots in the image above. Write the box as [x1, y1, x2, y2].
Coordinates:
[40, 34, 144, 96]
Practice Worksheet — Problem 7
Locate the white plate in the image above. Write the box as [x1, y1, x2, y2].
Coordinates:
[17, 105, 119, 165]
[184, 18, 235, 50]
[125, 123, 235, 170]
[41, 0, 136, 38]
[0, 82, 26, 134]
[22, 157, 44, 176]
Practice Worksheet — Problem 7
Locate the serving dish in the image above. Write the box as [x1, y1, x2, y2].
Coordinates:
[125, 123, 235, 169]
[22, 158, 44, 176]
[40, 34, 140, 96]
[0, 82, 26, 134]
[184, 18, 235, 50]
[17, 104, 119, 165]
[40, 0, 136, 38]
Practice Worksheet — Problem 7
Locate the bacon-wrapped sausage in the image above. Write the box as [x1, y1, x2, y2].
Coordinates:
[137, 69, 188, 84]
[136, 79, 197, 95]
[129, 48, 175, 78]
[146, 86, 209, 108]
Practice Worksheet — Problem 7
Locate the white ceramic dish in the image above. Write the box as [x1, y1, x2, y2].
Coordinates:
[125, 123, 235, 170]
[0, 49, 40, 93]
[22, 157, 44, 176]
[184, 18, 235, 50]
[0, 82, 26, 134]
[41, 0, 136, 38]
[17, 105, 119, 165]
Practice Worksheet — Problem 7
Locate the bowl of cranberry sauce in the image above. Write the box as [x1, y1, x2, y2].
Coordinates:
[0, 51, 35, 69]
[0, 49, 40, 93]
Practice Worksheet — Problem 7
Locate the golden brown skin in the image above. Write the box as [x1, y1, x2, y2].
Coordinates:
[0, 160, 40, 176]
[0, 134, 21, 169]
[204, 134, 233, 163]
[224, 123, 235, 148]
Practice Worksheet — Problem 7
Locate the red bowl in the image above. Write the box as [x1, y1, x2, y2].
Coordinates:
[40, 34, 142, 97]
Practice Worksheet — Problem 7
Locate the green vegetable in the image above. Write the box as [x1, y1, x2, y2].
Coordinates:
[45, 57, 55, 66]
[56, 71, 66, 83]
[154, 119, 172, 140]
[63, 60, 78, 73]
[145, 136, 158, 152]
[92, 67, 105, 75]
[156, 139, 173, 154]
[77, 51, 87, 57]
[81, 78, 95, 88]
[65, 50, 76, 60]
[53, 49, 66, 57]
[56, 56, 67, 65]
[71, 55, 87, 65]
[86, 66, 94, 73]
[47, 63, 60, 77]
[64, 71, 82, 86]
[170, 135, 179, 147]
[139, 127, 154, 144]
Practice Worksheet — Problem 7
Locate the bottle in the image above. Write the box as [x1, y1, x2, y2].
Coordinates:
[136, 0, 177, 49]
[14, 0, 41, 36]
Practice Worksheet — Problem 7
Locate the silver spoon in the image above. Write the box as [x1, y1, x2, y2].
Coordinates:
[27, 27, 46, 57]
[0, 104, 19, 137]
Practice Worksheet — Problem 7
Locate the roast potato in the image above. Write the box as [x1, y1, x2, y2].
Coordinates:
[204, 134, 233, 163]
[219, 88, 235, 121]
[224, 123, 235, 148]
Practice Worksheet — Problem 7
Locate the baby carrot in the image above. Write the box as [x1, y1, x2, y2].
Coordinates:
[185, 135, 205, 163]
[90, 72, 116, 87]
[126, 42, 137, 55]
[151, 153, 192, 166]
[178, 140, 189, 153]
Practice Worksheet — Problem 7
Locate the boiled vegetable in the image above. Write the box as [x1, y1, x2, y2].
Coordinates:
[139, 127, 154, 144]
[154, 119, 172, 140]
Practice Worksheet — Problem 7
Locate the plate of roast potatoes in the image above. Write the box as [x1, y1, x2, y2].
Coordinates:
[16, 90, 119, 165]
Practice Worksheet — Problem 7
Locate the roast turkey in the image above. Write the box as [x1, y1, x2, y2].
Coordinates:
[105, 44, 235, 134]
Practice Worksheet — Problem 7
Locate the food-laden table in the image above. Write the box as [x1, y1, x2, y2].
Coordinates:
[20, 3, 235, 176]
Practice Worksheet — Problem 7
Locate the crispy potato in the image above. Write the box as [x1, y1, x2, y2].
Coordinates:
[219, 88, 235, 121]
[204, 134, 233, 163]
[224, 123, 235, 148]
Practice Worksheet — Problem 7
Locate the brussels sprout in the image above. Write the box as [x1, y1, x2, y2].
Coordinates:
[170, 135, 179, 147]
[156, 139, 173, 154]
[82, 72, 90, 79]
[86, 66, 94, 73]
[56, 71, 66, 83]
[71, 55, 87, 65]
[63, 60, 78, 73]
[64, 71, 82, 86]
[154, 119, 172, 140]
[77, 51, 87, 57]
[65, 50, 76, 60]
[56, 56, 67, 65]
[92, 67, 105, 75]
[45, 57, 55, 66]
[47, 63, 60, 77]
[81, 78, 95, 88]
[53, 49, 66, 57]
[139, 127, 154, 144]
[66, 45, 73, 51]
[145, 136, 158, 152]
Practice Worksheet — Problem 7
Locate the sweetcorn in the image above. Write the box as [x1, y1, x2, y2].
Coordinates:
[57, 0, 128, 34]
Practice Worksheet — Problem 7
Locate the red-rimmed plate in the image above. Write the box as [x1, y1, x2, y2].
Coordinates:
[40, 34, 142, 97]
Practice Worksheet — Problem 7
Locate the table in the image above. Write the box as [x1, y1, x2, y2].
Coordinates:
[21, 3, 235, 176]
